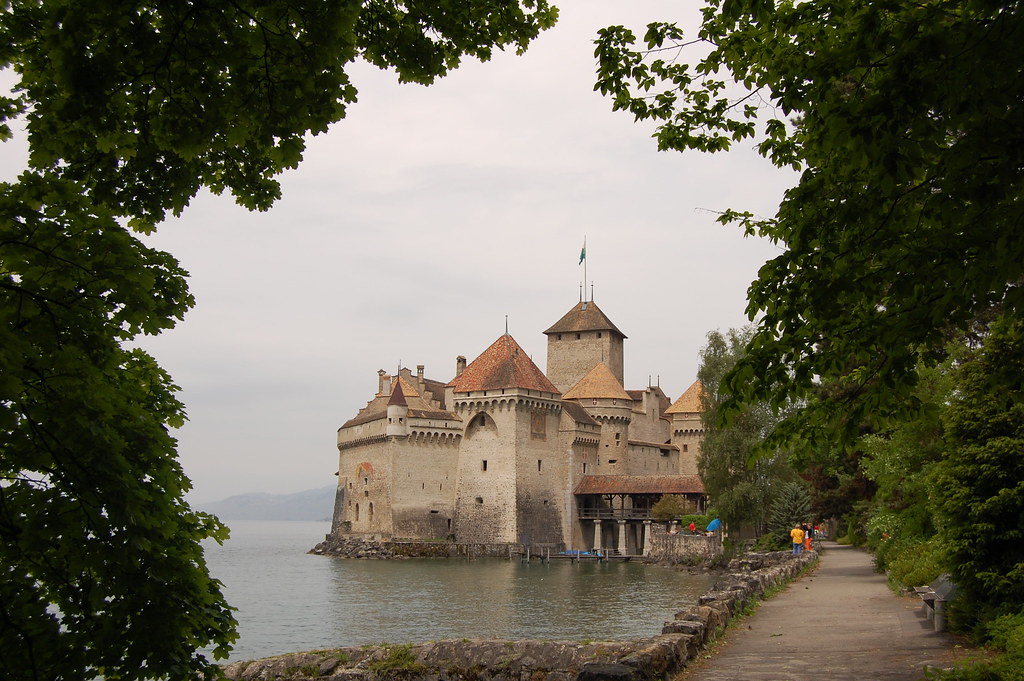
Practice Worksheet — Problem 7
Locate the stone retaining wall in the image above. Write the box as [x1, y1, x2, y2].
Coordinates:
[645, 526, 724, 565]
[223, 549, 818, 681]
[309, 535, 518, 559]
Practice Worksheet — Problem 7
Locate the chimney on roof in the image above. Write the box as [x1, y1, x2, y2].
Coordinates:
[455, 355, 467, 378]
[378, 369, 391, 395]
[416, 364, 424, 381]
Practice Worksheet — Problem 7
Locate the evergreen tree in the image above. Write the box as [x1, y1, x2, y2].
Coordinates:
[934, 314, 1024, 628]
[767, 482, 811, 547]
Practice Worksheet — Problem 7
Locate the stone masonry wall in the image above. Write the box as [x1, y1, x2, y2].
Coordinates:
[224, 550, 818, 681]
[645, 525, 724, 564]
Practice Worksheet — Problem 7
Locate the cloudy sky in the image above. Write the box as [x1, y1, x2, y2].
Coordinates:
[5, 1, 797, 504]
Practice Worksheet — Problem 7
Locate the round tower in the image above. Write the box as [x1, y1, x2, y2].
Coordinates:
[385, 380, 409, 438]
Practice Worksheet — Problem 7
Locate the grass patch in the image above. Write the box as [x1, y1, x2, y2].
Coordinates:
[367, 644, 426, 675]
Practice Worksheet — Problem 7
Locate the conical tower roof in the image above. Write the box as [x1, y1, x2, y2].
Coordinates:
[387, 380, 408, 406]
[448, 334, 560, 394]
[562, 362, 632, 401]
[543, 300, 626, 338]
[666, 380, 705, 414]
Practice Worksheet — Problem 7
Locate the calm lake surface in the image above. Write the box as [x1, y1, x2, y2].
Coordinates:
[203, 521, 717, 663]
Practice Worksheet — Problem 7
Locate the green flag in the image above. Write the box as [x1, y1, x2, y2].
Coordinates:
[579, 243, 586, 265]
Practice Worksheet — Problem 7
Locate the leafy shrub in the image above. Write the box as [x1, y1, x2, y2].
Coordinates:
[752, 532, 788, 552]
[882, 537, 943, 592]
[988, 612, 1024, 658]
[651, 494, 698, 520]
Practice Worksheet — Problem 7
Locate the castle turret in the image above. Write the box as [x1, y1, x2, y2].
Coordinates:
[385, 380, 409, 437]
[562, 363, 632, 473]
[543, 300, 626, 393]
[666, 380, 705, 476]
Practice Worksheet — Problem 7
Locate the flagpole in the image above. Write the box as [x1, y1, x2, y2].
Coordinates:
[583, 236, 587, 301]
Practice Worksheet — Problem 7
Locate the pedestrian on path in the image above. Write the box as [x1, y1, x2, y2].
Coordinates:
[790, 524, 805, 554]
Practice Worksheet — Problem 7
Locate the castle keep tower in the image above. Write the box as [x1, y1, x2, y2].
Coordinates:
[447, 334, 564, 545]
[543, 300, 626, 393]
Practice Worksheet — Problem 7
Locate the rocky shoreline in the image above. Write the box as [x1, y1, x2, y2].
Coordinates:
[222, 549, 818, 681]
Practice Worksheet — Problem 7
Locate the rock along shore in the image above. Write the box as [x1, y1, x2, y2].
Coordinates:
[222, 549, 818, 681]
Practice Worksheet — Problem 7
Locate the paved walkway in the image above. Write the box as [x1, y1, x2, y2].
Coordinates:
[678, 542, 966, 681]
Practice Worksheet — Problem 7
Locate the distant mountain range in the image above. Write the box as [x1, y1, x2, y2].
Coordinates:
[198, 485, 335, 521]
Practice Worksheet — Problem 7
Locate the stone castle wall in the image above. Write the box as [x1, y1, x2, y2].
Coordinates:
[453, 405, 519, 544]
[646, 525, 724, 564]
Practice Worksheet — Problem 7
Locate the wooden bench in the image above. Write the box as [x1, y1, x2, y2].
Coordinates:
[914, 574, 957, 632]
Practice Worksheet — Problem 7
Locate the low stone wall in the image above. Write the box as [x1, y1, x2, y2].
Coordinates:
[645, 525, 724, 565]
[222, 549, 818, 681]
[309, 535, 518, 559]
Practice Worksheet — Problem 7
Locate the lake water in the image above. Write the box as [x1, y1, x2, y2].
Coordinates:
[203, 521, 717, 663]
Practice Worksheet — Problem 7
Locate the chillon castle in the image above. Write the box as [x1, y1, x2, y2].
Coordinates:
[330, 298, 706, 555]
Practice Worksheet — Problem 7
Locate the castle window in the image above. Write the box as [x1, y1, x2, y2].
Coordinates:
[364, 490, 368, 497]
[608, 459, 618, 464]
[430, 509, 439, 514]
[369, 503, 374, 521]
[475, 497, 484, 505]
[583, 463, 587, 474]
[537, 459, 542, 472]
[482, 460, 488, 471]
[682, 444, 689, 452]
[355, 504, 360, 521]
[576, 333, 581, 340]
[557, 334, 562, 340]
[597, 332, 602, 338]
[363, 477, 368, 485]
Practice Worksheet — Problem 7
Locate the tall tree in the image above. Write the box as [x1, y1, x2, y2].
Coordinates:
[594, 0, 1024, 446]
[697, 327, 796, 535]
[933, 315, 1024, 628]
[0, 2, 557, 679]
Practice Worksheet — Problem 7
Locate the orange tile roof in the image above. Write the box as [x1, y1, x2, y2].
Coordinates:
[573, 475, 705, 495]
[665, 380, 705, 414]
[342, 374, 458, 428]
[448, 334, 560, 394]
[562, 362, 632, 401]
[543, 301, 627, 338]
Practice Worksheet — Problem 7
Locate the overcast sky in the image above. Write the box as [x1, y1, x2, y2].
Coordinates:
[5, 1, 797, 504]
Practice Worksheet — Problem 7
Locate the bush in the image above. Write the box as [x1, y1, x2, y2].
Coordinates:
[881, 537, 943, 592]
[651, 494, 699, 521]
[752, 532, 789, 552]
